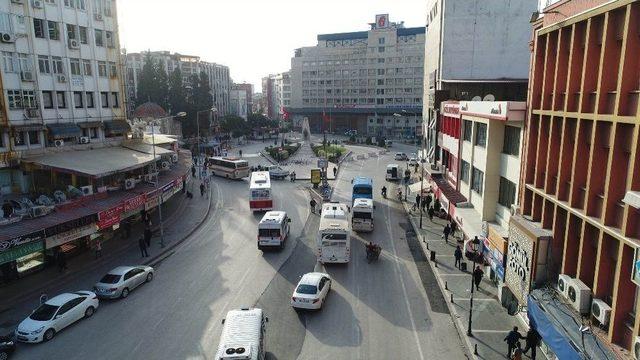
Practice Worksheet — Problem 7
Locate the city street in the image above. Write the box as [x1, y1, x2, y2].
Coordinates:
[8, 141, 465, 360]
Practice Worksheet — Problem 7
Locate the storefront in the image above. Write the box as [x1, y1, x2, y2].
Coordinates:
[0, 230, 47, 279]
[482, 224, 508, 283]
[45, 223, 97, 258]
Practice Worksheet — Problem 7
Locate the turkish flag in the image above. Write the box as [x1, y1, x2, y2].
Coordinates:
[282, 107, 290, 121]
[322, 112, 331, 131]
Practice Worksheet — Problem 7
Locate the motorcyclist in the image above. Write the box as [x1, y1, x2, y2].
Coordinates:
[381, 186, 387, 198]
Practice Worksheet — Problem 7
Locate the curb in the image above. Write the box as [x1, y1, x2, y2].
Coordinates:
[402, 202, 475, 360]
[260, 151, 277, 165]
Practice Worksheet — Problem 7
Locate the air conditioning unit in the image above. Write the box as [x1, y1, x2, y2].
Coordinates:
[56, 74, 67, 83]
[26, 108, 41, 118]
[0, 33, 15, 43]
[124, 178, 135, 190]
[21, 71, 34, 81]
[557, 274, 572, 299]
[94, 13, 103, 21]
[29, 206, 48, 218]
[79, 136, 90, 144]
[160, 161, 170, 170]
[32, 0, 43, 8]
[80, 185, 93, 196]
[68, 39, 80, 49]
[591, 298, 612, 326]
[633, 336, 640, 360]
[54, 139, 64, 147]
[171, 153, 178, 163]
[567, 278, 592, 314]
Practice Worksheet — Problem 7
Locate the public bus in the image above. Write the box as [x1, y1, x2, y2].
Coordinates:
[249, 171, 273, 212]
[352, 176, 373, 203]
[208, 156, 250, 179]
[352, 198, 374, 232]
[317, 202, 351, 263]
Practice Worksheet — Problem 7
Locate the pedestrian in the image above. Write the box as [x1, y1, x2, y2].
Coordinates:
[333, 167, 337, 178]
[424, 195, 432, 211]
[421, 196, 428, 212]
[2, 200, 12, 218]
[39, 292, 48, 305]
[138, 237, 149, 257]
[523, 328, 541, 360]
[473, 265, 484, 290]
[450, 220, 458, 239]
[239, 149, 243, 158]
[57, 250, 67, 273]
[454, 245, 463, 269]
[504, 326, 524, 359]
[442, 223, 451, 243]
[94, 239, 102, 259]
[144, 226, 152, 248]
[415, 194, 421, 209]
[191, 165, 196, 177]
[428, 206, 434, 221]
[310, 199, 317, 214]
[122, 220, 131, 239]
[200, 182, 205, 197]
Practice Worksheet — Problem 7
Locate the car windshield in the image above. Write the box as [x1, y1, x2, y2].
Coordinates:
[353, 186, 372, 195]
[99, 274, 122, 284]
[29, 304, 59, 321]
[259, 228, 280, 237]
[296, 284, 318, 294]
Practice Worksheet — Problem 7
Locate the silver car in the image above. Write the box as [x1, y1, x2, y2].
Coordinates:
[93, 266, 154, 299]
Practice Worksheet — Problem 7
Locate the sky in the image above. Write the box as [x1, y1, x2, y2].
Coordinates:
[117, 0, 427, 91]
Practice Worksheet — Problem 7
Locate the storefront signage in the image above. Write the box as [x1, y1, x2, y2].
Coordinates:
[459, 101, 525, 121]
[505, 223, 534, 304]
[45, 224, 97, 249]
[97, 204, 124, 230]
[0, 241, 44, 265]
[45, 214, 95, 237]
[145, 191, 159, 210]
[124, 194, 146, 212]
[441, 102, 460, 118]
[0, 230, 46, 253]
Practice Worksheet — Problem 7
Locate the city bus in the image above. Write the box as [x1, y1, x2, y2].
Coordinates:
[352, 198, 374, 232]
[317, 202, 351, 264]
[249, 171, 273, 212]
[208, 156, 250, 179]
[352, 176, 373, 203]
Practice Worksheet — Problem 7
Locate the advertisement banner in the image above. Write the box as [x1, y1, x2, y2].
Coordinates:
[45, 224, 97, 249]
[145, 191, 159, 210]
[0, 241, 44, 265]
[505, 223, 535, 304]
[97, 204, 124, 230]
[0, 230, 46, 253]
[310, 169, 321, 184]
[124, 194, 146, 212]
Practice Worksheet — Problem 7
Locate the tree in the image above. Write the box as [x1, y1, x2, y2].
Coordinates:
[154, 62, 169, 110]
[182, 72, 214, 137]
[220, 115, 249, 138]
[136, 53, 156, 104]
[168, 68, 187, 115]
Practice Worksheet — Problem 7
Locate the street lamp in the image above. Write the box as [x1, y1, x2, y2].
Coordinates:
[195, 107, 216, 178]
[467, 236, 481, 336]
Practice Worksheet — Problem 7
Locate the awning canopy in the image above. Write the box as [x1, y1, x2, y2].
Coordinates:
[103, 120, 131, 135]
[23, 147, 160, 178]
[122, 141, 174, 155]
[431, 173, 467, 204]
[12, 123, 45, 132]
[140, 133, 177, 146]
[77, 121, 103, 128]
[46, 123, 82, 139]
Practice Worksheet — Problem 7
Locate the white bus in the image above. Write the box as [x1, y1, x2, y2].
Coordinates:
[257, 211, 291, 250]
[317, 202, 351, 264]
[249, 172, 273, 212]
[215, 308, 267, 360]
[208, 156, 250, 179]
[352, 198, 374, 232]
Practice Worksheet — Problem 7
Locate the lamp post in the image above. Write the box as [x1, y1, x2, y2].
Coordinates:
[195, 108, 215, 178]
[467, 236, 481, 336]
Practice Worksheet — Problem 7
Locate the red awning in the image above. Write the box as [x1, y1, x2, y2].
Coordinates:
[431, 174, 467, 205]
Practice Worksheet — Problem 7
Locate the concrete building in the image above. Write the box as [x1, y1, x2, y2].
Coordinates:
[229, 88, 248, 120]
[261, 75, 276, 119]
[231, 82, 253, 113]
[125, 51, 231, 117]
[274, 71, 291, 120]
[514, 0, 640, 356]
[289, 14, 424, 137]
[252, 92, 264, 114]
[423, 0, 536, 163]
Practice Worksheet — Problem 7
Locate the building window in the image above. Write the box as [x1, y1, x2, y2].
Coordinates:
[69, 58, 81, 75]
[13, 131, 25, 146]
[100, 92, 109, 108]
[82, 59, 92, 75]
[460, 160, 470, 183]
[108, 61, 117, 77]
[104, 0, 112, 16]
[42, 91, 53, 109]
[56, 91, 66, 108]
[66, 24, 77, 40]
[17, 53, 32, 72]
[38, 55, 50, 74]
[86, 92, 94, 108]
[22, 90, 37, 108]
[111, 92, 119, 107]
[498, 177, 516, 208]
[28, 131, 40, 145]
[378, 37, 385, 45]
[47, 21, 60, 40]
[503, 126, 521, 156]
[74, 91, 83, 108]
[33, 19, 45, 38]
[94, 29, 103, 47]
[84, 127, 98, 139]
[97, 61, 107, 77]
[463, 120, 472, 141]
[7, 90, 22, 109]
[475, 123, 487, 147]
[52, 56, 64, 74]
[377, 68, 385, 75]
[378, 46, 385, 53]
[105, 31, 114, 48]
[1, 52, 15, 73]
[471, 167, 484, 194]
[79, 26, 88, 44]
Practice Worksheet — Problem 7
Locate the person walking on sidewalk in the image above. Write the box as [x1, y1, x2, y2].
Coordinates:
[333, 167, 337, 178]
[428, 206, 435, 221]
[138, 237, 149, 257]
[442, 223, 451, 244]
[504, 327, 524, 359]
[200, 182, 205, 197]
[310, 199, 317, 214]
[523, 328, 541, 360]
[415, 194, 421, 209]
[144, 224, 152, 247]
[94, 239, 102, 259]
[57, 250, 67, 273]
[454, 245, 463, 269]
[450, 220, 458, 239]
[473, 265, 484, 290]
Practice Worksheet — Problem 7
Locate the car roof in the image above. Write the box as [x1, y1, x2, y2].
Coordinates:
[107, 266, 138, 275]
[260, 211, 286, 223]
[299, 272, 329, 285]
[46, 293, 82, 306]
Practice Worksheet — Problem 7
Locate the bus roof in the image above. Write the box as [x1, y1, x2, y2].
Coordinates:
[216, 308, 263, 359]
[319, 203, 350, 231]
[353, 198, 374, 209]
[259, 211, 287, 225]
[386, 164, 399, 169]
[353, 176, 373, 187]
[250, 172, 271, 189]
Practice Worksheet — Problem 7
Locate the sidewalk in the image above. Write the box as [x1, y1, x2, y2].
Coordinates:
[402, 204, 544, 360]
[0, 182, 214, 333]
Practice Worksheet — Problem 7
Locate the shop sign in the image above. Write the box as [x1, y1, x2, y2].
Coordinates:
[0, 230, 46, 253]
[441, 102, 460, 118]
[505, 224, 534, 304]
[97, 204, 124, 230]
[145, 191, 159, 210]
[45, 214, 95, 238]
[45, 224, 97, 249]
[0, 240, 44, 265]
[310, 169, 321, 184]
[124, 194, 146, 212]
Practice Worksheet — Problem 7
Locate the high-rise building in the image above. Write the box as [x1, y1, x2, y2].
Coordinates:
[274, 72, 290, 120]
[0, 0, 127, 171]
[289, 14, 425, 137]
[230, 88, 248, 120]
[423, 0, 536, 163]
[232, 82, 253, 113]
[261, 74, 278, 120]
[515, 0, 640, 355]
[125, 51, 231, 116]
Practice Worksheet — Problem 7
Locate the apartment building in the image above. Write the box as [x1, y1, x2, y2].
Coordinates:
[274, 72, 290, 120]
[289, 14, 424, 136]
[232, 82, 253, 112]
[229, 88, 248, 120]
[125, 51, 231, 116]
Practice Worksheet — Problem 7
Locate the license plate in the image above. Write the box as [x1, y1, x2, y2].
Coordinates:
[17, 336, 28, 341]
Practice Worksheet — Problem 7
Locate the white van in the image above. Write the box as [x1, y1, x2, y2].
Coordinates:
[216, 308, 267, 360]
[386, 164, 400, 180]
[257, 211, 291, 250]
[352, 198, 374, 232]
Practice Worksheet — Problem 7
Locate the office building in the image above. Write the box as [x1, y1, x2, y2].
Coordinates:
[230, 88, 248, 120]
[232, 82, 253, 113]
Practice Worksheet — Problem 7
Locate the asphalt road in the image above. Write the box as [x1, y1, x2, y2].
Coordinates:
[9, 140, 465, 360]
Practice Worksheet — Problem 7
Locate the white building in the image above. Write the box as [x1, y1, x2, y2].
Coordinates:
[125, 51, 231, 117]
[229, 88, 248, 120]
[0, 0, 126, 180]
[274, 72, 290, 120]
[289, 14, 424, 137]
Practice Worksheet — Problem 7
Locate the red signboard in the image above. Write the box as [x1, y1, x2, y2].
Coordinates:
[97, 204, 124, 229]
[124, 194, 145, 212]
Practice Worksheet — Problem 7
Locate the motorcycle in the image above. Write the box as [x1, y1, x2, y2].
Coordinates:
[366, 244, 381, 263]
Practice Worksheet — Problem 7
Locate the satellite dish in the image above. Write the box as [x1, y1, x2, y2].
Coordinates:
[483, 94, 495, 101]
[471, 96, 482, 101]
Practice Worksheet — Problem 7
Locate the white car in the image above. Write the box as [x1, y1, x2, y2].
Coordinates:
[291, 272, 332, 310]
[93, 266, 154, 299]
[16, 291, 99, 343]
[394, 152, 408, 161]
[408, 157, 418, 166]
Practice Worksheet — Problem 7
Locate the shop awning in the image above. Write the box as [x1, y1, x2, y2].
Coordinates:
[46, 123, 82, 139]
[140, 133, 177, 146]
[103, 120, 131, 135]
[77, 121, 103, 128]
[12, 123, 45, 132]
[122, 141, 175, 155]
[431, 173, 467, 204]
[23, 146, 159, 178]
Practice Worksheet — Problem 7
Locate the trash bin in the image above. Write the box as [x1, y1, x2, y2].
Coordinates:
[430, 250, 436, 261]
[460, 262, 468, 272]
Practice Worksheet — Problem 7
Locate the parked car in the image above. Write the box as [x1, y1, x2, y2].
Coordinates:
[408, 157, 418, 166]
[267, 166, 290, 180]
[0, 334, 15, 359]
[93, 266, 154, 299]
[394, 152, 408, 161]
[16, 291, 99, 343]
[291, 272, 332, 310]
